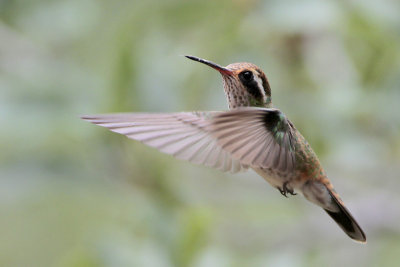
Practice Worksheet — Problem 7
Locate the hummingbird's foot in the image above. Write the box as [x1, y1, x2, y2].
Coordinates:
[278, 182, 297, 198]
[278, 187, 288, 197]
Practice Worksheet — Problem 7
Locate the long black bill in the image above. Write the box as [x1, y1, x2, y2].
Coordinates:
[185, 55, 232, 75]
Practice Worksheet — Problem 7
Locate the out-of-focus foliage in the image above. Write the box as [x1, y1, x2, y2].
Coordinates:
[1, 0, 400, 266]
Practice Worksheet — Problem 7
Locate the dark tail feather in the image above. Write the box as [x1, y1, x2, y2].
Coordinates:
[324, 191, 366, 243]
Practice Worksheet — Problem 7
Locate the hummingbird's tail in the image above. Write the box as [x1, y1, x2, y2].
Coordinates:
[323, 189, 366, 243]
[302, 180, 366, 243]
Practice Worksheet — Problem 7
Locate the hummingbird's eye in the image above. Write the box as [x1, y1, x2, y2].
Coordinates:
[240, 71, 253, 82]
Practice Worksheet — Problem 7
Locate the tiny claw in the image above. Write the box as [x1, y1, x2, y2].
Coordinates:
[278, 187, 288, 198]
[278, 182, 297, 197]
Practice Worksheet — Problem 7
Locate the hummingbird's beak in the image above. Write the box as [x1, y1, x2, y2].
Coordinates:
[185, 55, 233, 76]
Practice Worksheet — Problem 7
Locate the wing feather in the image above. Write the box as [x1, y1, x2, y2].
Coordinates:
[82, 112, 249, 173]
[82, 107, 296, 173]
[208, 108, 296, 173]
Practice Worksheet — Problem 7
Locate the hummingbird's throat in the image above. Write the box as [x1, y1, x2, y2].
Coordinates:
[222, 71, 272, 109]
[224, 89, 272, 109]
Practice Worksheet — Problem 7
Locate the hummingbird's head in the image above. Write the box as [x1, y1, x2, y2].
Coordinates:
[185, 55, 272, 109]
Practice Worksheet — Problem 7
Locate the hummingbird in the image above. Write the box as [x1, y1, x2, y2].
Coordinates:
[82, 55, 366, 243]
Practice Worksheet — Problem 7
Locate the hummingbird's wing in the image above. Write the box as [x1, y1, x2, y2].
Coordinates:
[209, 107, 296, 173]
[82, 112, 248, 173]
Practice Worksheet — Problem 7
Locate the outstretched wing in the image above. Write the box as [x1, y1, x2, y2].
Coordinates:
[208, 108, 296, 173]
[81, 112, 248, 173]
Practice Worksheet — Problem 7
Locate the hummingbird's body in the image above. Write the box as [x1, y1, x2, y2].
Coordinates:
[82, 56, 366, 243]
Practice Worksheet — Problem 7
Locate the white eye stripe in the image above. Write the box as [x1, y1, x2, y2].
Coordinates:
[252, 72, 267, 103]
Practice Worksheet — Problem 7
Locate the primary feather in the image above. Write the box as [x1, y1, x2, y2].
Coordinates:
[82, 112, 248, 173]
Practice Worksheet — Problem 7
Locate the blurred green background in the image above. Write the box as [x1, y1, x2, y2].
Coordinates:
[1, 0, 400, 266]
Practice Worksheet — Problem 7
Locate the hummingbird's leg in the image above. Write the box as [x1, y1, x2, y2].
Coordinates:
[277, 186, 288, 198]
[283, 181, 297, 196]
[278, 182, 297, 197]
